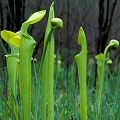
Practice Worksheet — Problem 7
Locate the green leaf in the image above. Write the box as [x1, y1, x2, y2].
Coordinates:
[10, 36, 21, 47]
[23, 10, 46, 25]
[21, 10, 46, 35]
[105, 58, 112, 65]
[78, 27, 86, 48]
[95, 53, 104, 66]
[1, 30, 20, 54]
[1, 30, 18, 43]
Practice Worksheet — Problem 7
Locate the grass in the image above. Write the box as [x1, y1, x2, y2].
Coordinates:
[0, 51, 120, 120]
[44, 57, 120, 120]
[53, 58, 120, 120]
[1, 35, 120, 120]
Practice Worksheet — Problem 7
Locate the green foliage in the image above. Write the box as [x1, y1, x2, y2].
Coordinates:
[74, 27, 88, 120]
[0, 2, 120, 120]
[95, 39, 119, 120]
[1, 9, 46, 120]
[1, 30, 19, 54]
[41, 2, 63, 120]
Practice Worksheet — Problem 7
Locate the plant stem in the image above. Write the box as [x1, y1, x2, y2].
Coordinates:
[47, 31, 54, 120]
[96, 45, 111, 119]
[6, 54, 18, 120]
[20, 34, 36, 120]
[74, 27, 88, 120]
[96, 40, 119, 119]
[41, 2, 55, 120]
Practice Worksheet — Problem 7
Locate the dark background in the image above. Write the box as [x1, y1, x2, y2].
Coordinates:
[0, 0, 120, 67]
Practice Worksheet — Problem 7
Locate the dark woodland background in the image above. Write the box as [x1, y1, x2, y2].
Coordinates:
[0, 0, 120, 67]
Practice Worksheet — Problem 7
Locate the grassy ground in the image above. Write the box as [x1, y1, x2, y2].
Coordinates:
[33, 56, 120, 120]
[0, 55, 120, 120]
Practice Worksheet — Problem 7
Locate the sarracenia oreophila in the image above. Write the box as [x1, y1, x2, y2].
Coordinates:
[40, 2, 63, 120]
[96, 39, 119, 120]
[74, 27, 88, 120]
[1, 10, 46, 120]
[1, 30, 19, 120]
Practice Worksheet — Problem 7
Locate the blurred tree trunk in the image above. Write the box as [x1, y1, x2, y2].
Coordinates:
[8, 0, 25, 31]
[0, 0, 3, 30]
[97, 0, 118, 54]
